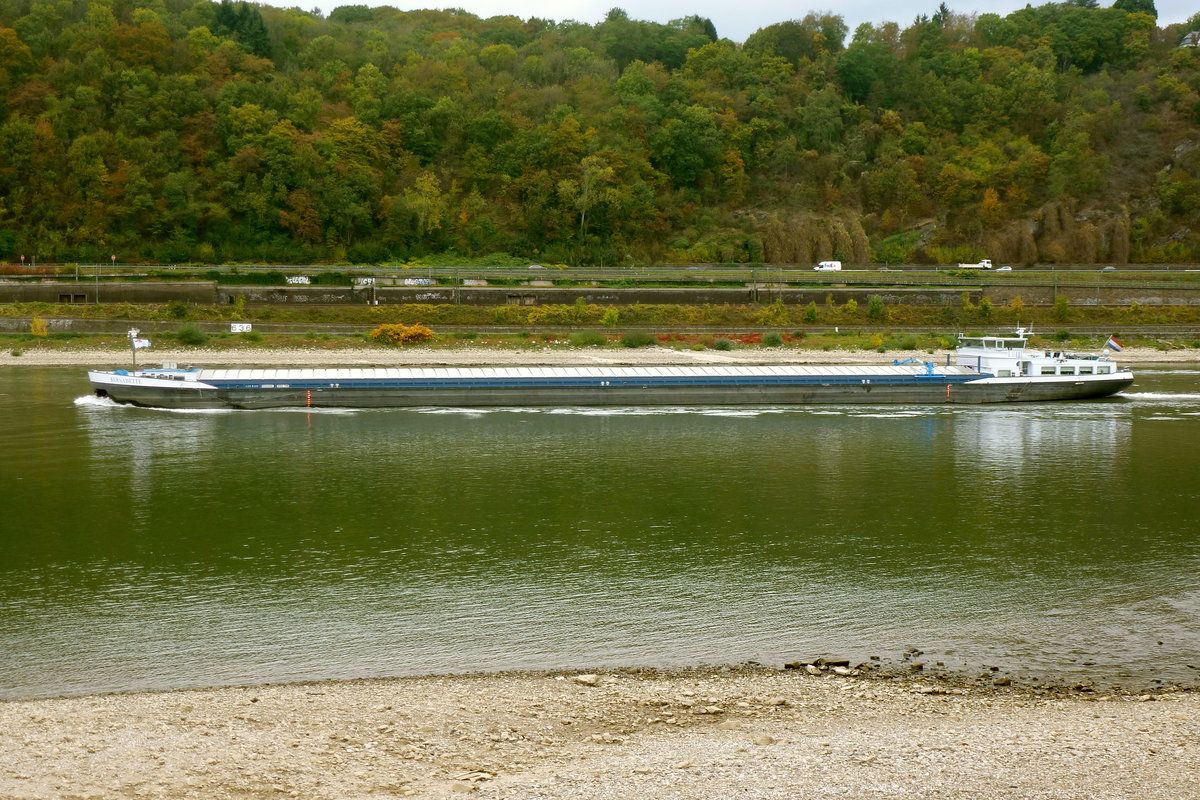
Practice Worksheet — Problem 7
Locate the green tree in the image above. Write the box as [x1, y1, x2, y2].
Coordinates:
[0, 27, 34, 91]
[402, 172, 447, 238]
[867, 294, 885, 320]
[650, 105, 723, 187]
[797, 87, 844, 153]
[1113, 0, 1156, 17]
[214, 0, 271, 57]
[1053, 294, 1070, 322]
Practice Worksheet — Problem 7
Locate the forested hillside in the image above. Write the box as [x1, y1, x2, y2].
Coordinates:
[0, 1, 1198, 266]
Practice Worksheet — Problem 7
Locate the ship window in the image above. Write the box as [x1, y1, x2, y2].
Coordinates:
[1079, 366, 1093, 375]
[1041, 367, 1056, 375]
[1059, 366, 1075, 375]
[1097, 366, 1111, 374]
[998, 369, 1012, 377]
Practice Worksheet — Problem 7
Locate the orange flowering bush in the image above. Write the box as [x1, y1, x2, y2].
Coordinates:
[368, 323, 434, 345]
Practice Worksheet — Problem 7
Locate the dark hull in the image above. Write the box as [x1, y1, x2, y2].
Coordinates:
[95, 375, 1135, 410]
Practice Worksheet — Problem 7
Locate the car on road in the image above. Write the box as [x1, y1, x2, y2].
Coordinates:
[1101, 266, 1116, 271]
[995, 266, 1012, 272]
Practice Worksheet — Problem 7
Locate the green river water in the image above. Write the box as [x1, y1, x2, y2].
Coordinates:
[1, 366, 1198, 699]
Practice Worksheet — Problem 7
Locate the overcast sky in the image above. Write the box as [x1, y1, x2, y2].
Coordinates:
[292, 1, 1198, 43]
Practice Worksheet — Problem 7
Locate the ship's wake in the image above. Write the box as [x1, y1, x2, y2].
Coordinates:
[1122, 392, 1200, 401]
[73, 395, 355, 415]
[74, 395, 122, 408]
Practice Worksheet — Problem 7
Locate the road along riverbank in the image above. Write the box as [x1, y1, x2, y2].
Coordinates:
[1, 667, 1196, 800]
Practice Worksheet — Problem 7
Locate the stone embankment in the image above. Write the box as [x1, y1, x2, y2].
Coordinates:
[1, 667, 1197, 800]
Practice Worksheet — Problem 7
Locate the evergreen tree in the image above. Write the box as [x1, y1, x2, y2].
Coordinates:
[1113, 0, 1156, 17]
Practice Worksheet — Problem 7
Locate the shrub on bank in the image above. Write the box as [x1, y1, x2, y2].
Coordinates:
[175, 322, 207, 345]
[369, 323, 434, 345]
[621, 331, 655, 348]
[570, 331, 608, 347]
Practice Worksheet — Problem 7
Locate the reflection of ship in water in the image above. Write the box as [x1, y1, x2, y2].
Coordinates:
[75, 399, 342, 526]
[958, 407, 1130, 468]
[953, 407, 1130, 476]
[76, 399, 222, 520]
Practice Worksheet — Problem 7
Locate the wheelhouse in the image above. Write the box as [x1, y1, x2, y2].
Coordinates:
[955, 330, 1121, 378]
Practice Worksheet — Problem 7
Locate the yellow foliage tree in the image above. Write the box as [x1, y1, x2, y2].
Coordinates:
[980, 187, 1005, 227]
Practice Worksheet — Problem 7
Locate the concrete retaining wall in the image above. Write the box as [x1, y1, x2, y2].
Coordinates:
[0, 281, 218, 304]
[981, 286, 1200, 306]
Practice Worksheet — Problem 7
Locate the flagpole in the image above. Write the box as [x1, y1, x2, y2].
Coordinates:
[129, 328, 138, 371]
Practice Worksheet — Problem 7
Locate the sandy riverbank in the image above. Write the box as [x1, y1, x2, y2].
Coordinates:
[2, 343, 1197, 368]
[2, 668, 1197, 800]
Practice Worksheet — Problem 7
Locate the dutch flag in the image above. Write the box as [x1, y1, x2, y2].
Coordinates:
[1104, 336, 1123, 352]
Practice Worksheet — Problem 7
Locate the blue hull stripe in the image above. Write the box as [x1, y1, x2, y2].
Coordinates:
[205, 373, 988, 391]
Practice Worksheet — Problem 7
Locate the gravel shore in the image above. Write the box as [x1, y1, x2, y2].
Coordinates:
[2, 343, 1197, 368]
[2, 668, 1197, 800]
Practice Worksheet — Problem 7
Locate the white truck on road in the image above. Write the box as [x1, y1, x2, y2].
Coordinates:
[957, 259, 993, 269]
[813, 260, 842, 271]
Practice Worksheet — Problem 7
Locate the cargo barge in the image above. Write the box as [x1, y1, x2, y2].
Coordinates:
[87, 330, 1133, 410]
